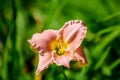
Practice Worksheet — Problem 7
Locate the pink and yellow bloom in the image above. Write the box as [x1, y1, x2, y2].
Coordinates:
[28, 20, 87, 75]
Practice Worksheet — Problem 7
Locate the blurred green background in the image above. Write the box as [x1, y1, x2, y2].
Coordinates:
[0, 0, 120, 80]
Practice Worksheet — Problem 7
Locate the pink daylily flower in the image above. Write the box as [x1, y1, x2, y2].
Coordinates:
[28, 20, 87, 75]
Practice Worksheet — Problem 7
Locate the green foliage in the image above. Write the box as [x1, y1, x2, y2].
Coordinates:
[0, 0, 120, 80]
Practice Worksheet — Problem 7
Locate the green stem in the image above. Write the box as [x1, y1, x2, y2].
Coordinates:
[58, 67, 68, 80]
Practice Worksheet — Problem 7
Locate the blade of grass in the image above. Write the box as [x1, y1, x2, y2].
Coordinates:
[95, 25, 120, 37]
[44, 0, 69, 29]
[92, 26, 120, 59]
[109, 58, 120, 70]
[94, 47, 110, 70]
[76, 67, 88, 80]
[102, 12, 120, 22]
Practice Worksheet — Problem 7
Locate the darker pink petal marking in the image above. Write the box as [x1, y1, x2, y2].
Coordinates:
[73, 46, 87, 65]
[68, 26, 87, 51]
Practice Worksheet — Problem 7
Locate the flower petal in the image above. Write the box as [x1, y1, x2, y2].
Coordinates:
[36, 52, 53, 75]
[28, 30, 57, 54]
[73, 46, 87, 66]
[57, 20, 87, 51]
[52, 51, 73, 68]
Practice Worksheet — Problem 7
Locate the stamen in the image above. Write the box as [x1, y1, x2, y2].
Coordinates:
[50, 39, 68, 55]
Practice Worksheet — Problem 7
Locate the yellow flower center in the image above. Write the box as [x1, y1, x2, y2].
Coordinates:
[50, 39, 68, 55]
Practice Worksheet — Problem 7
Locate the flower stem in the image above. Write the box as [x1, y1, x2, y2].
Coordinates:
[58, 67, 68, 80]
